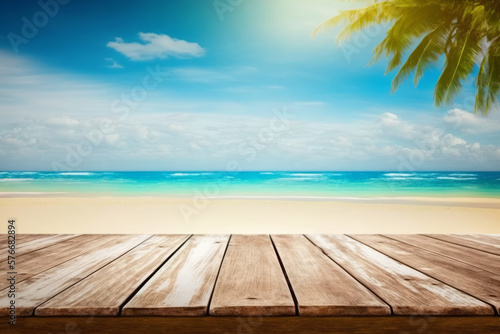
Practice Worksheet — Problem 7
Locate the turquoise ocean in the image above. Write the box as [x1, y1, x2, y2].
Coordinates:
[0, 171, 499, 198]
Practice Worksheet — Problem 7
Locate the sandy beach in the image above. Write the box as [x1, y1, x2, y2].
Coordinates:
[1, 196, 499, 234]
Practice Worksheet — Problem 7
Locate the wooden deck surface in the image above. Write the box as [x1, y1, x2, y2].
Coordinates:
[2, 234, 500, 333]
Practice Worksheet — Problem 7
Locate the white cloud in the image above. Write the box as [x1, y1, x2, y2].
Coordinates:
[44, 116, 80, 127]
[0, 52, 114, 123]
[105, 58, 123, 69]
[107, 33, 205, 61]
[443, 108, 500, 134]
[1, 52, 499, 171]
[444, 109, 479, 127]
[2, 109, 500, 171]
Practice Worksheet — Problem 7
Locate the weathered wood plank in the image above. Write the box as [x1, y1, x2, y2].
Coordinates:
[1, 234, 54, 250]
[16, 234, 52, 241]
[1, 234, 52, 254]
[5, 316, 500, 334]
[0, 234, 9, 247]
[386, 234, 500, 275]
[1, 235, 121, 290]
[463, 234, 500, 244]
[425, 234, 500, 256]
[17, 234, 78, 251]
[272, 235, 389, 316]
[350, 235, 500, 314]
[123, 235, 229, 316]
[0, 234, 152, 316]
[1, 234, 79, 263]
[209, 235, 295, 316]
[308, 234, 492, 315]
[1, 234, 48, 246]
[36, 235, 190, 316]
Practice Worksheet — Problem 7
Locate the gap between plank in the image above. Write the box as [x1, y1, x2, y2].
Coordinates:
[303, 234, 394, 315]
[117, 234, 193, 316]
[347, 234, 499, 316]
[422, 235, 500, 256]
[32, 234, 156, 316]
[15, 234, 82, 259]
[206, 234, 232, 315]
[269, 235, 299, 316]
[13, 235, 122, 288]
[384, 235, 500, 276]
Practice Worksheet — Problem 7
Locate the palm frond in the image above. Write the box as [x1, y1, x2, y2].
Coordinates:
[414, 27, 449, 86]
[313, 2, 389, 39]
[370, 5, 444, 71]
[483, 39, 500, 114]
[434, 31, 483, 106]
[475, 48, 489, 113]
[391, 25, 444, 92]
[315, 0, 500, 115]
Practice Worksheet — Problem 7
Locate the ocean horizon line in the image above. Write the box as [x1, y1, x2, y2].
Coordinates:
[1, 170, 499, 173]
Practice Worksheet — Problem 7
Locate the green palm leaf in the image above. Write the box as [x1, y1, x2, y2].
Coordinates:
[314, 0, 500, 115]
[414, 28, 448, 86]
[483, 39, 500, 113]
[391, 25, 444, 92]
[434, 31, 483, 106]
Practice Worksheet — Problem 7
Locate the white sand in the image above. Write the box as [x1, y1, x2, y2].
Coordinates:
[0, 196, 499, 234]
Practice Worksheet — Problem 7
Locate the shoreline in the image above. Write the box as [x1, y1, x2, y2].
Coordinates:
[1, 196, 499, 234]
[0, 193, 499, 208]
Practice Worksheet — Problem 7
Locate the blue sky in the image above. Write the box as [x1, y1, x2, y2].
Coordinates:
[0, 0, 499, 171]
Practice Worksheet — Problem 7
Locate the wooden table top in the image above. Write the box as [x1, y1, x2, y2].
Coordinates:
[1, 234, 499, 333]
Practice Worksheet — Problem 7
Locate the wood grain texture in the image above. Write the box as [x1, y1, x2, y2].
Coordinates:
[272, 234, 389, 316]
[4, 316, 500, 334]
[0, 234, 79, 262]
[0, 234, 152, 316]
[462, 234, 500, 244]
[209, 235, 295, 316]
[1, 234, 45, 256]
[4, 234, 51, 242]
[16, 234, 52, 241]
[123, 235, 229, 316]
[36, 235, 190, 316]
[0, 233, 11, 248]
[386, 234, 500, 275]
[425, 234, 500, 256]
[350, 235, 500, 314]
[1, 234, 47, 246]
[307, 234, 492, 315]
[0, 234, 79, 263]
[1, 234, 120, 290]
[16, 234, 79, 252]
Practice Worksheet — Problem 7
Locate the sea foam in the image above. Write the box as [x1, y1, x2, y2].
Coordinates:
[437, 177, 477, 180]
[0, 178, 34, 182]
[59, 172, 93, 176]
